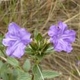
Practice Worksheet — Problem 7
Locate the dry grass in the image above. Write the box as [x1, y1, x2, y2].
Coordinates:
[0, 0, 80, 80]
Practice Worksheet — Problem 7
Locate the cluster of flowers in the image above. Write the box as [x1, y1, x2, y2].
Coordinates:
[2, 21, 76, 58]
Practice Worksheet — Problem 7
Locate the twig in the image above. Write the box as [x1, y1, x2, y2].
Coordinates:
[64, 13, 80, 23]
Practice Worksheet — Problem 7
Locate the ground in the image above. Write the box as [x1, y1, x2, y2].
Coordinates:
[0, 0, 80, 80]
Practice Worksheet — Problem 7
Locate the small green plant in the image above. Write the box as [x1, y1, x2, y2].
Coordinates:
[0, 21, 76, 80]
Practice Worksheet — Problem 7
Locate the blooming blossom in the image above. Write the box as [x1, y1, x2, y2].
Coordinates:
[2, 22, 31, 58]
[48, 21, 76, 53]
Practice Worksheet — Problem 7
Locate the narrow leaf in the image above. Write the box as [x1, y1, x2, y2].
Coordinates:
[35, 33, 43, 42]
[7, 57, 19, 67]
[42, 70, 60, 79]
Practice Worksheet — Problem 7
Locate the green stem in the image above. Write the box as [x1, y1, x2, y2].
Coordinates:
[0, 56, 7, 61]
[37, 65, 44, 80]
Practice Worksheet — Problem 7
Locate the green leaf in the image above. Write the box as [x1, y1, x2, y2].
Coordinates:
[25, 45, 35, 54]
[34, 28, 38, 38]
[0, 50, 5, 57]
[0, 34, 3, 41]
[0, 34, 4, 47]
[0, 63, 13, 80]
[35, 33, 43, 42]
[1, 73, 9, 80]
[12, 68, 25, 80]
[15, 68, 24, 75]
[42, 70, 60, 79]
[33, 65, 60, 80]
[0, 34, 5, 56]
[23, 59, 31, 71]
[0, 61, 3, 69]
[32, 65, 42, 80]
[25, 46, 32, 53]
[0, 63, 8, 74]
[12, 69, 18, 78]
[7, 57, 19, 67]
[17, 73, 32, 80]
[44, 46, 54, 54]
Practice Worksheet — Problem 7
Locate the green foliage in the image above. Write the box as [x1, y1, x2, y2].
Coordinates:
[42, 70, 60, 79]
[0, 34, 5, 56]
[35, 33, 43, 42]
[32, 65, 60, 80]
[44, 46, 54, 54]
[0, 62, 12, 80]
[0, 63, 8, 74]
[13, 68, 32, 80]
[0, 61, 32, 80]
[0, 50, 5, 57]
[1, 73, 9, 80]
[7, 57, 19, 67]
[23, 59, 31, 71]
[0, 61, 3, 69]
[0, 34, 4, 42]
[25, 45, 34, 54]
[26, 32, 54, 63]
[33, 28, 39, 39]
[32, 65, 41, 80]
[17, 73, 32, 80]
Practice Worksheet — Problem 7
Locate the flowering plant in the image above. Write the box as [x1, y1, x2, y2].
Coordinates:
[0, 21, 76, 80]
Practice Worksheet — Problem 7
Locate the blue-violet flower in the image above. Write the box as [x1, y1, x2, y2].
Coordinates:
[48, 21, 76, 53]
[2, 22, 31, 58]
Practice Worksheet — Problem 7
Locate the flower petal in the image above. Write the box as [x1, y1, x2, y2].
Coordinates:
[8, 22, 20, 34]
[12, 42, 26, 58]
[6, 41, 20, 56]
[19, 28, 31, 44]
[62, 30, 76, 43]
[54, 39, 73, 53]
[58, 21, 67, 32]
[48, 25, 58, 37]
[2, 38, 16, 46]
[6, 41, 25, 58]
[20, 28, 31, 39]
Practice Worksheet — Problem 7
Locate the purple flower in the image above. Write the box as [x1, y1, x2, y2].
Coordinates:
[48, 21, 76, 53]
[2, 22, 31, 58]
